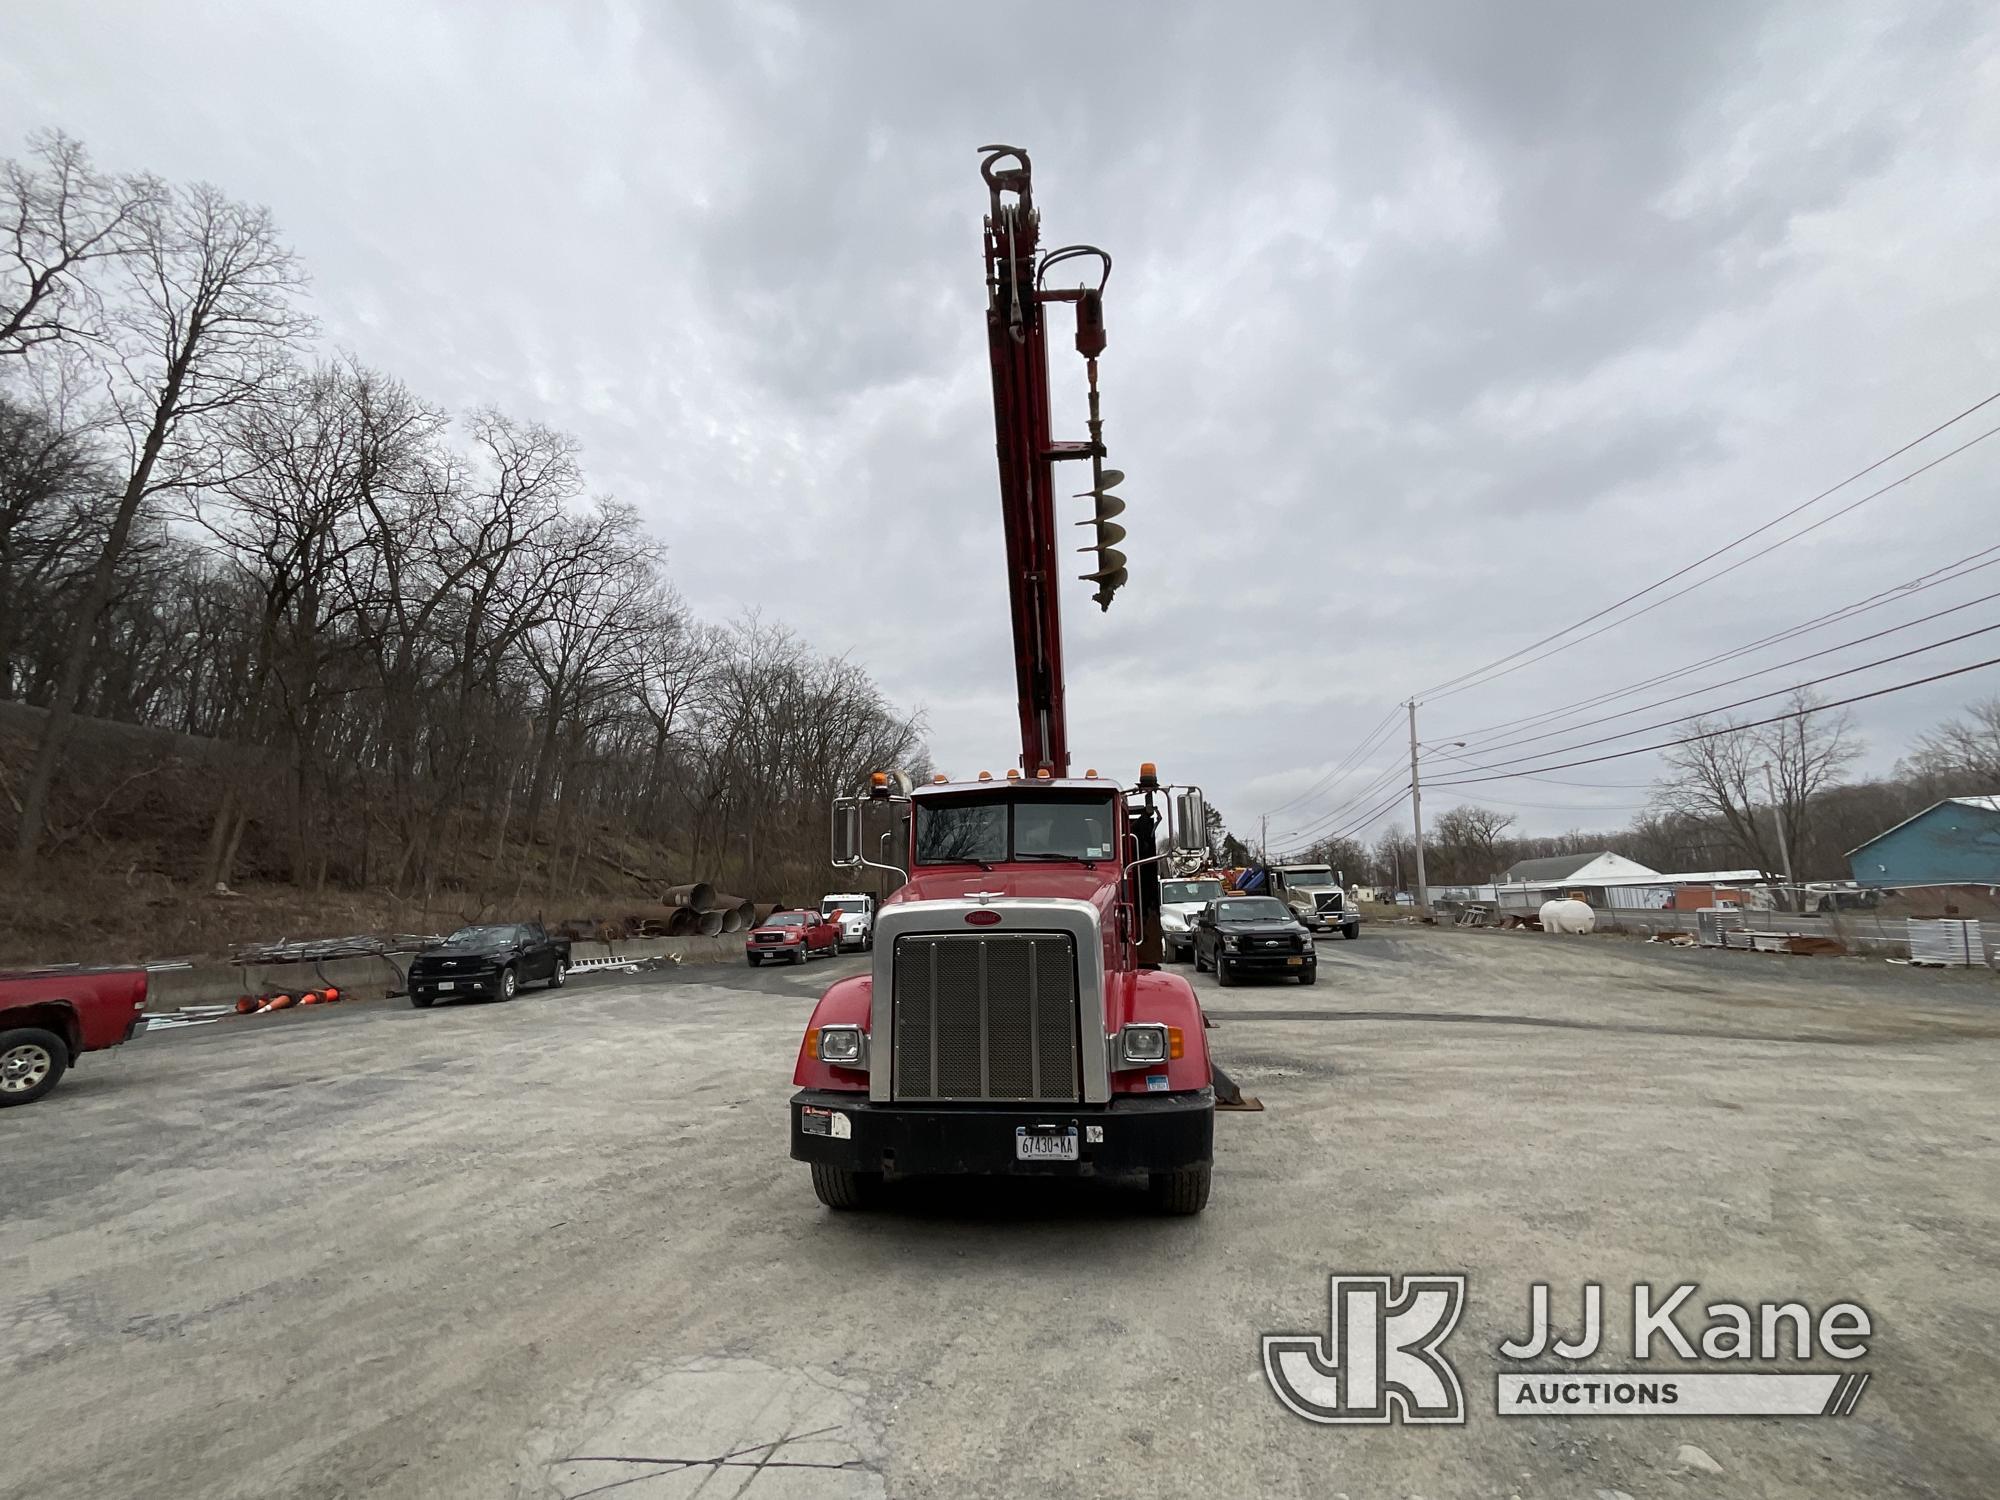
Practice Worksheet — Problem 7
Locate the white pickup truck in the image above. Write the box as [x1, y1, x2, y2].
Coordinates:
[819, 893, 875, 953]
[1159, 875, 1226, 963]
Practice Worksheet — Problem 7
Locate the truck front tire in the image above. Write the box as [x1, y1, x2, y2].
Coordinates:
[548, 958, 567, 989]
[0, 1026, 68, 1107]
[810, 1163, 881, 1209]
[1343, 924, 1359, 940]
[1148, 1162, 1211, 1215]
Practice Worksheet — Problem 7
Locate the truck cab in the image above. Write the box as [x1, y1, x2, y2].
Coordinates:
[1273, 864, 1360, 939]
[818, 893, 875, 952]
[790, 767, 1216, 1214]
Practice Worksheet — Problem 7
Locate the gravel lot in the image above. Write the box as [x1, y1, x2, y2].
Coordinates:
[4, 927, 1998, 1499]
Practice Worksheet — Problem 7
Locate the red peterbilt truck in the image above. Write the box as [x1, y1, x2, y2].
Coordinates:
[0, 966, 150, 1106]
[789, 147, 1218, 1214]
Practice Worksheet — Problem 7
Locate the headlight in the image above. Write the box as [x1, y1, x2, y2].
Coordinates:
[1115, 1023, 1182, 1068]
[1300, 933, 1314, 950]
[1161, 910, 1187, 932]
[813, 1025, 866, 1067]
[1222, 935, 1241, 952]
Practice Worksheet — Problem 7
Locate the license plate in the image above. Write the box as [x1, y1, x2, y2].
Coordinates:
[1286, 957, 1302, 966]
[1015, 1126, 1078, 1162]
[436, 981, 455, 991]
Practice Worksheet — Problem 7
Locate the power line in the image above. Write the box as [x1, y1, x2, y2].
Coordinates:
[1426, 619, 2000, 777]
[1259, 704, 1401, 820]
[1424, 653, 2000, 787]
[1437, 541, 2000, 748]
[1408, 389, 2000, 703]
[1278, 780, 1414, 858]
[1420, 745, 1655, 789]
[1447, 587, 2000, 762]
[1421, 420, 2000, 705]
[1268, 757, 1411, 846]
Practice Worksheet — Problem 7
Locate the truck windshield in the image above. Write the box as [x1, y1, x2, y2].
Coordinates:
[823, 899, 866, 914]
[446, 925, 518, 943]
[1163, 880, 1222, 904]
[915, 795, 1117, 864]
[1281, 868, 1334, 885]
[764, 913, 807, 926]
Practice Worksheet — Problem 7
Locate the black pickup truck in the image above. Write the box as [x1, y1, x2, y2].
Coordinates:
[407, 922, 570, 1007]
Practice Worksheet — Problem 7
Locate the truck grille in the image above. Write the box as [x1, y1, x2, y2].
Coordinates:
[891, 932, 1080, 1102]
[1314, 893, 1342, 913]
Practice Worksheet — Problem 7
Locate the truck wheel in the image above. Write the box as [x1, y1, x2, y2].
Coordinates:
[746, 955, 762, 967]
[1297, 967, 1317, 985]
[1148, 1163, 1211, 1215]
[1216, 957, 1235, 986]
[410, 992, 435, 1009]
[810, 1163, 881, 1210]
[1343, 924, 1359, 940]
[498, 965, 518, 1001]
[1193, 945, 1208, 972]
[791, 945, 806, 966]
[548, 958, 567, 989]
[0, 1027, 67, 1106]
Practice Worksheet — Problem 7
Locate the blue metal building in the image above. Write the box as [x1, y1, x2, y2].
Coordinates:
[1846, 796, 2000, 887]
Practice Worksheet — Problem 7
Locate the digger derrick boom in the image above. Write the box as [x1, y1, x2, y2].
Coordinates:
[979, 145, 1125, 779]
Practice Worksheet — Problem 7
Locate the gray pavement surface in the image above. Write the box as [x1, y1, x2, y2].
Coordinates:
[4, 928, 1999, 1498]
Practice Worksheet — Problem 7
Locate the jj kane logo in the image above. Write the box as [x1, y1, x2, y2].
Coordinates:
[1264, 1276, 1872, 1424]
[1263, 1275, 1468, 1425]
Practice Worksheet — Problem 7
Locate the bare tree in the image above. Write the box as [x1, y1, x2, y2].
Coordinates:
[1652, 690, 1861, 896]
[1428, 804, 1515, 883]
[2, 132, 161, 357]
[1907, 696, 2000, 789]
[12, 179, 308, 872]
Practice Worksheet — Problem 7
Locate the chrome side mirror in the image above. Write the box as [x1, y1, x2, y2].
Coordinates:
[830, 798, 863, 868]
[1173, 790, 1208, 853]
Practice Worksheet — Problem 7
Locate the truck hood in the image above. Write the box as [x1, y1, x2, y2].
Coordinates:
[894, 865, 1118, 910]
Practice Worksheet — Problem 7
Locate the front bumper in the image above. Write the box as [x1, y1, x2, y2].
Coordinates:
[1218, 948, 1315, 974]
[790, 1088, 1215, 1177]
[409, 969, 500, 998]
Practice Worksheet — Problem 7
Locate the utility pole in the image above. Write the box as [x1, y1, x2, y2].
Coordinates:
[1764, 764, 1795, 911]
[1408, 699, 1428, 912]
[1260, 813, 1268, 865]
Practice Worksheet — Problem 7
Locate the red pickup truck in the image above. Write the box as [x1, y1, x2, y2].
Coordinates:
[745, 909, 843, 966]
[0, 967, 150, 1106]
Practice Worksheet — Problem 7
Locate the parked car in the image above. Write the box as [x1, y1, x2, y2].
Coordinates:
[819, 892, 875, 952]
[0, 966, 150, 1106]
[1159, 876, 1225, 962]
[1191, 896, 1316, 986]
[746, 909, 843, 966]
[407, 922, 570, 1007]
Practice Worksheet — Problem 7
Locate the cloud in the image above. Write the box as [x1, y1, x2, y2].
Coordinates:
[5, 0, 1998, 849]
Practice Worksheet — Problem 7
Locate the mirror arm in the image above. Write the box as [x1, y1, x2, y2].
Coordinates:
[845, 854, 910, 886]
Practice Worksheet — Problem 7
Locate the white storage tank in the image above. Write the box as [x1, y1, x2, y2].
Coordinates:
[1539, 898, 1596, 934]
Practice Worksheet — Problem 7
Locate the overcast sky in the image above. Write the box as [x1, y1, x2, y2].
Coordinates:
[6, 1, 1998, 852]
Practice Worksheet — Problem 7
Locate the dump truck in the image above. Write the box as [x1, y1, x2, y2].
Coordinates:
[789, 146, 1216, 1214]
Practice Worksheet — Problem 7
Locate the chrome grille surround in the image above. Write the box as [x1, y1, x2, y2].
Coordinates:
[891, 932, 1079, 1102]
